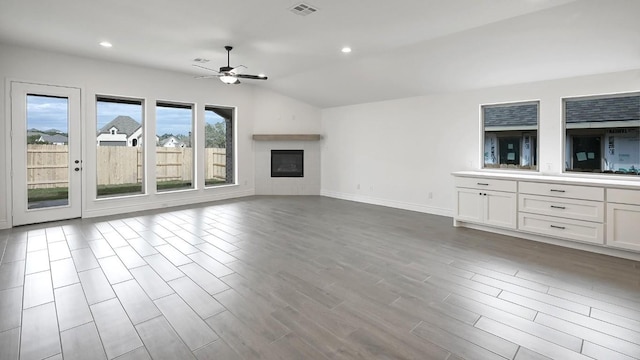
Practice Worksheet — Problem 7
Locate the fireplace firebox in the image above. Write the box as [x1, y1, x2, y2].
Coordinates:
[271, 150, 304, 177]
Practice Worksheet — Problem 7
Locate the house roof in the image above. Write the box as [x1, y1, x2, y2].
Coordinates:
[98, 116, 141, 137]
[566, 95, 640, 123]
[483, 104, 538, 128]
[159, 136, 185, 147]
[40, 134, 68, 143]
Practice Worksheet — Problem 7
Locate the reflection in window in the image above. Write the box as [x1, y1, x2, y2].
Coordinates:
[156, 102, 194, 191]
[96, 96, 144, 198]
[482, 101, 538, 170]
[204, 106, 234, 186]
[564, 94, 640, 175]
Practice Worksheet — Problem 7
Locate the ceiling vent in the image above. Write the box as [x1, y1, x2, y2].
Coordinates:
[193, 58, 210, 63]
[290, 3, 318, 16]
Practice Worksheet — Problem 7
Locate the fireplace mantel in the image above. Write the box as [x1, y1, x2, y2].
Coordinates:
[252, 134, 321, 141]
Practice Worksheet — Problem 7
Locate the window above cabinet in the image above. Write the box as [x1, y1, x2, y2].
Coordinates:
[482, 101, 539, 171]
[564, 93, 640, 176]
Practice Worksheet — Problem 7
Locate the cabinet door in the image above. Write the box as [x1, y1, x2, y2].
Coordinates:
[607, 203, 640, 251]
[485, 190, 517, 229]
[455, 188, 483, 224]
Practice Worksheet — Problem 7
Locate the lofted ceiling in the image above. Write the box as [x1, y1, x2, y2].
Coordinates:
[0, 0, 639, 108]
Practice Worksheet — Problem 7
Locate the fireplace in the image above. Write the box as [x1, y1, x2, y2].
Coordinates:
[271, 150, 304, 177]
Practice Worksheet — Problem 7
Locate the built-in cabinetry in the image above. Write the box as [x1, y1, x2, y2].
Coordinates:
[454, 177, 516, 229]
[606, 188, 640, 252]
[518, 181, 604, 245]
[453, 171, 640, 259]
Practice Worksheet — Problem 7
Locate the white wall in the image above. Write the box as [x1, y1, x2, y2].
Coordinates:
[0, 43, 320, 228]
[250, 89, 322, 195]
[321, 69, 640, 216]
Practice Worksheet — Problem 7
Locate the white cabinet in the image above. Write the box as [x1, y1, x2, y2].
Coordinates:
[518, 212, 604, 244]
[453, 171, 640, 258]
[455, 178, 517, 229]
[607, 189, 640, 251]
[518, 181, 604, 244]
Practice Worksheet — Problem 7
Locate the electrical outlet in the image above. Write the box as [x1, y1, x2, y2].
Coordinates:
[356, 183, 360, 190]
[428, 192, 433, 199]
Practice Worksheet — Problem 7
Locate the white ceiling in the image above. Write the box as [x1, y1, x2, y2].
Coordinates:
[1, 0, 639, 108]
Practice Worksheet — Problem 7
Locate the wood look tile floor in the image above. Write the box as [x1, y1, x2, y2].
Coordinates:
[1, 196, 640, 360]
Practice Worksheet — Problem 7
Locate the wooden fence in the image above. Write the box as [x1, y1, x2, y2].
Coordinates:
[27, 145, 226, 189]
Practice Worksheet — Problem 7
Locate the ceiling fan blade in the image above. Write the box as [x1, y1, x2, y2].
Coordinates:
[236, 74, 268, 80]
[194, 74, 222, 79]
[229, 65, 247, 75]
[192, 64, 220, 73]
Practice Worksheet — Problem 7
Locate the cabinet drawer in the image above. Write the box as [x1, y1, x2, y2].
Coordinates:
[518, 194, 604, 222]
[607, 188, 640, 205]
[455, 177, 516, 192]
[519, 181, 603, 201]
[518, 213, 604, 244]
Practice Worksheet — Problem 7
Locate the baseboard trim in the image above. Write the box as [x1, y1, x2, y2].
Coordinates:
[0, 219, 9, 230]
[320, 189, 452, 217]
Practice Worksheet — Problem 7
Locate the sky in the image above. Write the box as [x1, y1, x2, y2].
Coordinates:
[27, 95, 224, 136]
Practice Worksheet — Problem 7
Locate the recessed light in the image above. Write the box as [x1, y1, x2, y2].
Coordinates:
[341, 47, 352, 53]
[99, 41, 113, 48]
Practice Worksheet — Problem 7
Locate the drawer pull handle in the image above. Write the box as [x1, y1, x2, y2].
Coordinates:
[550, 225, 566, 230]
[477, 183, 489, 186]
[550, 205, 566, 209]
[550, 189, 566, 193]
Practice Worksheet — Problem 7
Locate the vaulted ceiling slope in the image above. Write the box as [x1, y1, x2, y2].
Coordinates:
[1, 0, 638, 108]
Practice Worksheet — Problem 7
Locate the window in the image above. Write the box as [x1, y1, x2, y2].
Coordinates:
[564, 93, 640, 175]
[156, 101, 194, 191]
[204, 105, 234, 186]
[96, 96, 144, 197]
[482, 101, 538, 170]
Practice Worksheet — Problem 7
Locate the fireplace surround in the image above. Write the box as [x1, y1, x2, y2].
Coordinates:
[253, 134, 320, 195]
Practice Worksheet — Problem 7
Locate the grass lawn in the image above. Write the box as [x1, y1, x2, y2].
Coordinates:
[29, 179, 229, 202]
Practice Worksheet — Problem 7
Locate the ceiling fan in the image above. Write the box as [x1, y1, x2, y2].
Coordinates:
[193, 46, 267, 84]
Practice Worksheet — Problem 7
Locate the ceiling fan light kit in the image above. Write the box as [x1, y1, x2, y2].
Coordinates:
[194, 46, 267, 85]
[220, 75, 239, 84]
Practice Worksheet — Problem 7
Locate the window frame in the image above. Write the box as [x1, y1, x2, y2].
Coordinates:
[203, 104, 236, 188]
[95, 95, 146, 199]
[481, 100, 540, 172]
[562, 92, 640, 176]
[155, 100, 196, 192]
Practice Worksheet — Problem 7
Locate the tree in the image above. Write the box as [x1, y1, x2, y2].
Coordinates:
[205, 122, 227, 148]
[27, 135, 42, 144]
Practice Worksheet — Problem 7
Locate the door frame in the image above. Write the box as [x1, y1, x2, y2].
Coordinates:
[10, 81, 83, 226]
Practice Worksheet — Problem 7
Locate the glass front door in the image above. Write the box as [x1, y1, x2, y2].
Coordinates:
[11, 82, 82, 225]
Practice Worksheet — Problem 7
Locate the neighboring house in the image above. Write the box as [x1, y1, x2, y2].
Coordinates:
[36, 134, 68, 145]
[96, 115, 143, 146]
[565, 95, 640, 172]
[483, 103, 538, 168]
[159, 136, 186, 148]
